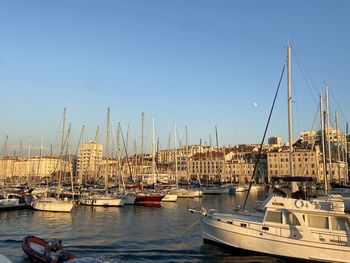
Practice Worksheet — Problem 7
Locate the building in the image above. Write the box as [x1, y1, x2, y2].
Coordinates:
[76, 141, 103, 183]
[268, 136, 282, 147]
[0, 156, 71, 182]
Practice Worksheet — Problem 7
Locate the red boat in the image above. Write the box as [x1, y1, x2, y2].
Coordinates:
[135, 193, 164, 205]
[22, 235, 76, 263]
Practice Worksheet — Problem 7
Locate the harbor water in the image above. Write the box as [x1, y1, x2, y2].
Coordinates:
[0, 191, 288, 262]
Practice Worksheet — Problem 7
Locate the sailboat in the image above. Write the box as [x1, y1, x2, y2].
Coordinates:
[196, 45, 350, 262]
[170, 127, 203, 198]
[79, 108, 125, 207]
[161, 122, 178, 202]
[135, 115, 164, 205]
[32, 108, 74, 212]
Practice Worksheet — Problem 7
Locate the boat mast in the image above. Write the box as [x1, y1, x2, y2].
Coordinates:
[76, 125, 85, 186]
[105, 108, 110, 195]
[93, 126, 100, 183]
[325, 86, 333, 182]
[346, 123, 349, 185]
[174, 122, 178, 188]
[185, 126, 189, 184]
[141, 112, 144, 185]
[336, 111, 341, 183]
[199, 139, 202, 183]
[287, 44, 294, 177]
[58, 108, 67, 199]
[152, 116, 156, 184]
[215, 126, 221, 183]
[116, 123, 121, 189]
[320, 94, 328, 192]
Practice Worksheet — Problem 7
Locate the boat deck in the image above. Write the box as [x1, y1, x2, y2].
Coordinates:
[212, 212, 264, 223]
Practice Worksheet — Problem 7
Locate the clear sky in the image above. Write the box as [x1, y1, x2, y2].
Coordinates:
[0, 0, 349, 156]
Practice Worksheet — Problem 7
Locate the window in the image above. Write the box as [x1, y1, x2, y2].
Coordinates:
[265, 211, 282, 224]
[286, 212, 301, 226]
[332, 217, 350, 231]
[307, 215, 329, 229]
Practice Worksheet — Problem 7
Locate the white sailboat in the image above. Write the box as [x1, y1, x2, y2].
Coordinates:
[196, 45, 350, 262]
[32, 108, 74, 213]
[80, 108, 125, 207]
[32, 197, 73, 212]
[162, 122, 178, 202]
[171, 126, 202, 198]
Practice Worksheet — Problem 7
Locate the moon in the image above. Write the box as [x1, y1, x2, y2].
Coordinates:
[254, 102, 258, 107]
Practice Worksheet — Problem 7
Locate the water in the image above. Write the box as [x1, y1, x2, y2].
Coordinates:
[0, 191, 288, 263]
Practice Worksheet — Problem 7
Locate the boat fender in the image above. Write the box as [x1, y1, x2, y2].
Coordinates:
[294, 199, 304, 208]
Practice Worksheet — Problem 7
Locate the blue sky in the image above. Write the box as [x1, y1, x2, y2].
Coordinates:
[0, 1, 349, 156]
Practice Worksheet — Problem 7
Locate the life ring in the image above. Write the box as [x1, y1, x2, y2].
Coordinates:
[294, 199, 304, 208]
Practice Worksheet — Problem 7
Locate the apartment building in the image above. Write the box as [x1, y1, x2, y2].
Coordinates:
[76, 141, 103, 183]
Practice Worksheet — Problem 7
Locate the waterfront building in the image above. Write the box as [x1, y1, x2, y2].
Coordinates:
[0, 156, 71, 182]
[188, 144, 268, 184]
[76, 141, 103, 183]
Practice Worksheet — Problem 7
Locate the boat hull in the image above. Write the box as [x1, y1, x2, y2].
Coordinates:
[32, 198, 73, 212]
[22, 235, 75, 263]
[123, 195, 136, 205]
[135, 194, 164, 204]
[171, 189, 202, 198]
[79, 196, 125, 207]
[201, 215, 350, 263]
[161, 194, 177, 202]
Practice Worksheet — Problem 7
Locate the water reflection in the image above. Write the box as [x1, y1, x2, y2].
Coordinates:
[1, 193, 282, 263]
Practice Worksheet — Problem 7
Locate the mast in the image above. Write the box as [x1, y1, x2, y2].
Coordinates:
[152, 116, 156, 184]
[27, 137, 31, 182]
[336, 111, 341, 183]
[38, 135, 43, 177]
[93, 126, 100, 183]
[174, 122, 178, 188]
[116, 123, 124, 189]
[325, 85, 333, 182]
[346, 123, 349, 184]
[185, 126, 189, 184]
[199, 139, 202, 183]
[215, 126, 221, 183]
[287, 44, 294, 177]
[320, 94, 328, 192]
[141, 112, 144, 183]
[63, 124, 71, 192]
[76, 125, 85, 186]
[66, 124, 75, 200]
[58, 108, 67, 199]
[60, 107, 67, 157]
[105, 108, 110, 194]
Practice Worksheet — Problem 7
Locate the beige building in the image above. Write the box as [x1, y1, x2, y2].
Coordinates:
[156, 145, 207, 164]
[301, 127, 347, 146]
[76, 141, 103, 183]
[267, 146, 321, 181]
[188, 145, 268, 184]
[0, 156, 71, 181]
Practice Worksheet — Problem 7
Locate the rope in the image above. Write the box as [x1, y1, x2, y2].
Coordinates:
[242, 63, 286, 211]
[178, 219, 200, 237]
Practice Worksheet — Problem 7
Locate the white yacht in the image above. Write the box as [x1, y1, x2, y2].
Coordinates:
[200, 193, 350, 262]
[197, 44, 350, 262]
